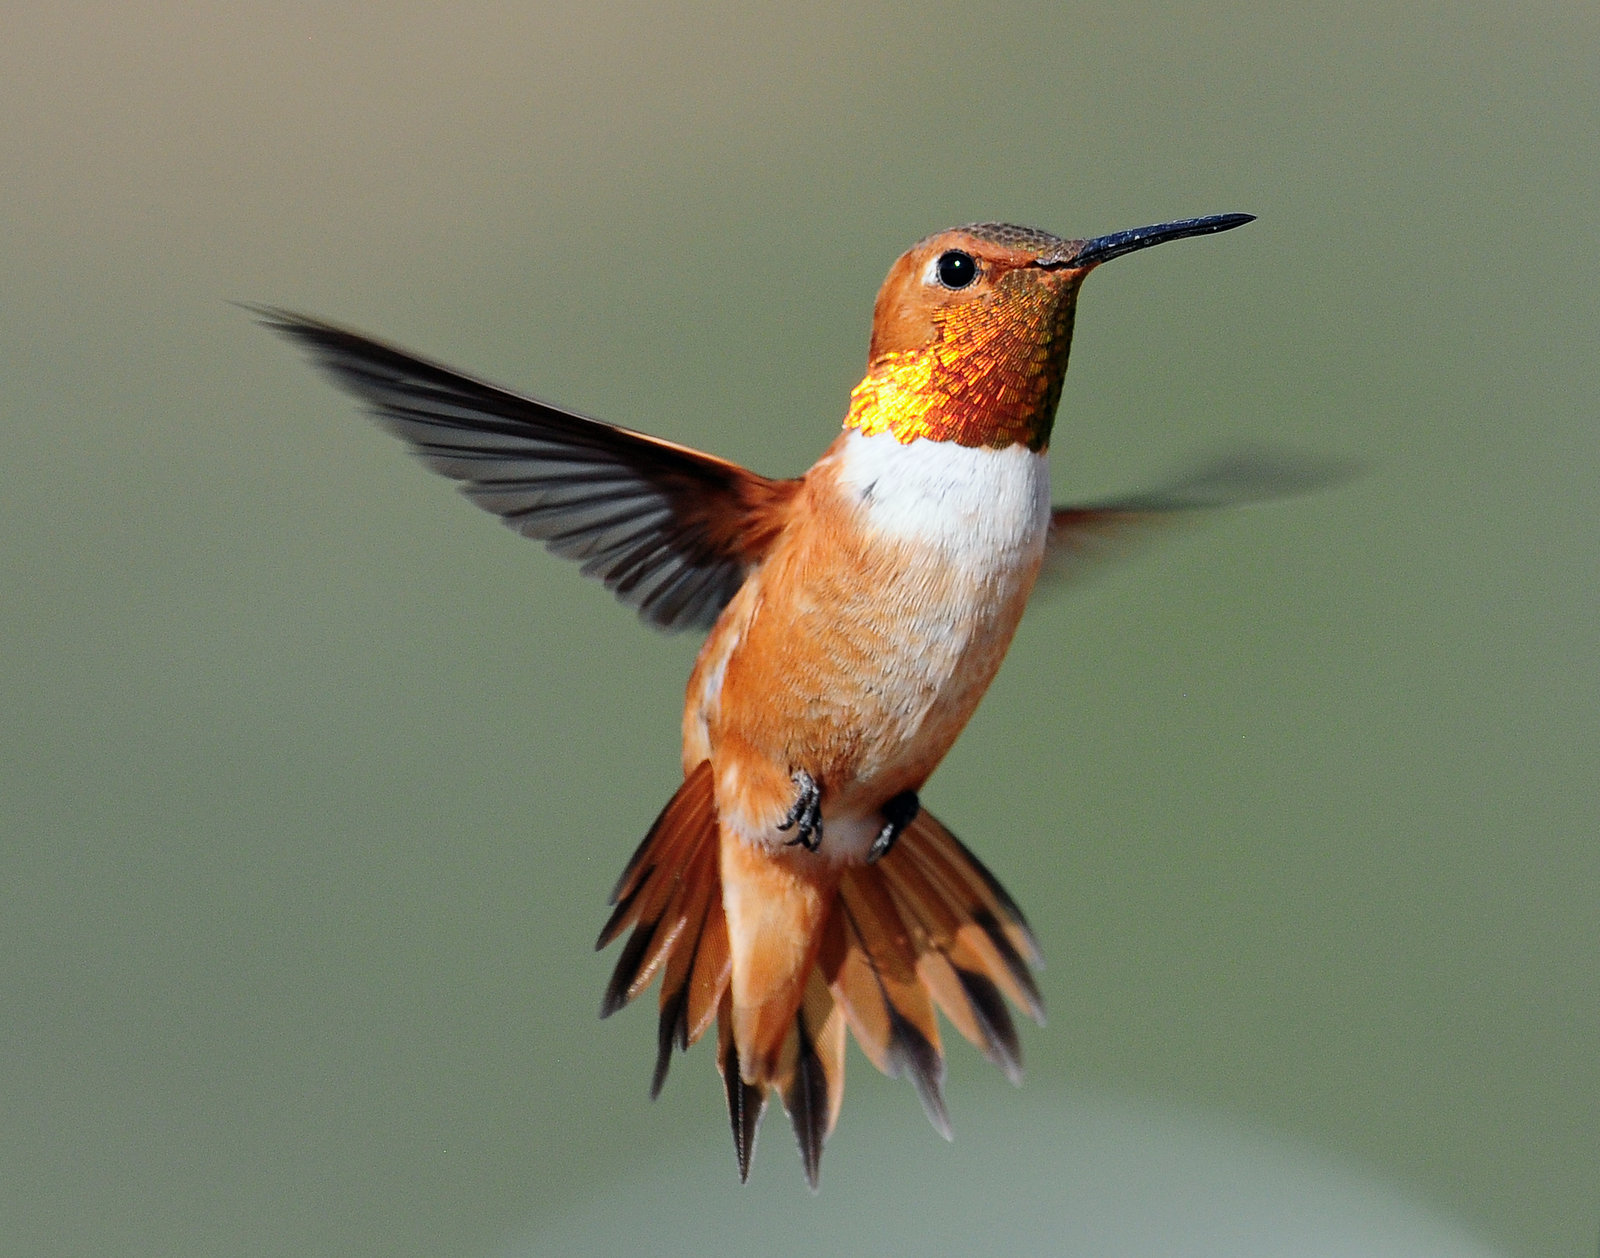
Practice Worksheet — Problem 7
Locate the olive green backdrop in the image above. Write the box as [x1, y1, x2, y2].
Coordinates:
[1, 4, 1594, 1256]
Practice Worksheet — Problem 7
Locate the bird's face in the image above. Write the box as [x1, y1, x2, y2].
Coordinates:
[854, 224, 1091, 451]
[850, 216, 1255, 451]
[867, 224, 1090, 364]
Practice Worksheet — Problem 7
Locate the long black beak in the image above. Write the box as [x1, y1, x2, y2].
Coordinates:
[1042, 213, 1255, 270]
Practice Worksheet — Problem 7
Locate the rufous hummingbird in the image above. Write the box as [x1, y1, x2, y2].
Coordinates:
[261, 211, 1269, 1189]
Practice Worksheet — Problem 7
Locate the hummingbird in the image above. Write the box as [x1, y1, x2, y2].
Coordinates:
[261, 210, 1270, 1188]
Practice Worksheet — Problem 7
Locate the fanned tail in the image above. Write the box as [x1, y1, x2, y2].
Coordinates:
[598, 769, 1042, 1189]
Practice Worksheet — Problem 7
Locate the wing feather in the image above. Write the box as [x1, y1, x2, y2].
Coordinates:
[1042, 449, 1357, 586]
[257, 309, 800, 631]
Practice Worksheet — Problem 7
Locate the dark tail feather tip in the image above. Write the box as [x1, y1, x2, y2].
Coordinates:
[946, 830, 1042, 962]
[722, 1037, 766, 1183]
[887, 1008, 951, 1140]
[785, 1022, 829, 1191]
[594, 880, 645, 950]
[973, 907, 1045, 1022]
[650, 986, 688, 1099]
[954, 965, 1023, 1085]
[598, 920, 657, 1019]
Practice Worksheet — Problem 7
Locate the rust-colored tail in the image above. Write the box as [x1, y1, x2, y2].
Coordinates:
[597, 762, 730, 1099]
[598, 763, 1043, 1188]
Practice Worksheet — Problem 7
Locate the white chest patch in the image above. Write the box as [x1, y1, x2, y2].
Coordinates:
[833, 428, 1051, 567]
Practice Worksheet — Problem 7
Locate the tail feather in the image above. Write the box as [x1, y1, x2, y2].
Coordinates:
[652, 981, 689, 1099]
[832, 867, 951, 1136]
[948, 965, 1023, 1083]
[720, 834, 840, 1084]
[649, 875, 730, 1096]
[783, 1025, 828, 1190]
[597, 768, 1041, 1186]
[916, 820, 1043, 967]
[597, 834, 704, 1018]
[597, 761, 716, 949]
[774, 967, 847, 1190]
[889, 819, 1044, 1020]
[649, 833, 723, 1096]
[717, 994, 767, 1183]
[710, 964, 850, 1192]
[683, 899, 731, 1046]
[880, 838, 1043, 1032]
[597, 762, 730, 1092]
[895, 892, 1024, 1083]
[815, 908, 890, 1074]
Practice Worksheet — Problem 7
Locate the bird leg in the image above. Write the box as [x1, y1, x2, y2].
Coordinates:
[777, 770, 824, 852]
[867, 790, 920, 863]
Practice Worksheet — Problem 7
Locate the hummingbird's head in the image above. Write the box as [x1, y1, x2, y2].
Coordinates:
[849, 214, 1253, 451]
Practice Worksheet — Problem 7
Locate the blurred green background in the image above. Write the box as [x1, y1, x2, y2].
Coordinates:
[2, 3, 1595, 1256]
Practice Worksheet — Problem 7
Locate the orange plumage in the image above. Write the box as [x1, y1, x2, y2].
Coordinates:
[262, 210, 1265, 1188]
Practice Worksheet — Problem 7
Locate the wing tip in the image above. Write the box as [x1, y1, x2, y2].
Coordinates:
[243, 302, 344, 345]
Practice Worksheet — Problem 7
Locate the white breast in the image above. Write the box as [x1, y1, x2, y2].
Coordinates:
[832, 427, 1052, 568]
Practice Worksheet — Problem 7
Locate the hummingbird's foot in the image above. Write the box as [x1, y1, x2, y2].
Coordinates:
[867, 790, 920, 863]
[778, 770, 824, 852]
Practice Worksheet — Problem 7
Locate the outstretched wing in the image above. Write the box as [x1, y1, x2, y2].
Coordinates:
[1042, 448, 1357, 585]
[258, 309, 801, 632]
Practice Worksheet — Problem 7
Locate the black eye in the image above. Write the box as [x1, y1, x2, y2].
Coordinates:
[935, 250, 978, 289]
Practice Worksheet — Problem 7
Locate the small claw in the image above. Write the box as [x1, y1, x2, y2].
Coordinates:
[777, 769, 824, 852]
[867, 790, 920, 863]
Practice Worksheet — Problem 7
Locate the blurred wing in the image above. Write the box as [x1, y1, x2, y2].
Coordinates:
[258, 309, 800, 632]
[1042, 448, 1358, 586]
